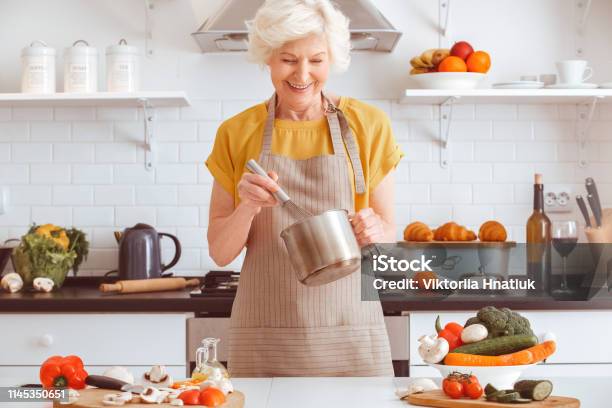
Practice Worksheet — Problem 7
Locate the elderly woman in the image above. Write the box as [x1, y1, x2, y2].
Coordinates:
[206, 0, 403, 377]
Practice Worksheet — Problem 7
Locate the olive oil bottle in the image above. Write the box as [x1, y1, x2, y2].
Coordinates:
[526, 173, 552, 295]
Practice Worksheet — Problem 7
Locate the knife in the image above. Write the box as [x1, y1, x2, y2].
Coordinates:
[586, 177, 603, 227]
[576, 195, 592, 228]
[85, 375, 144, 393]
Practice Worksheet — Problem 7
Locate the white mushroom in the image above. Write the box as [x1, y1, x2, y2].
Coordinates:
[396, 378, 439, 399]
[140, 387, 164, 404]
[33, 277, 54, 292]
[170, 399, 184, 406]
[461, 323, 488, 344]
[102, 393, 127, 406]
[143, 365, 173, 387]
[418, 334, 449, 364]
[1, 272, 23, 293]
[58, 389, 80, 405]
[103, 366, 135, 385]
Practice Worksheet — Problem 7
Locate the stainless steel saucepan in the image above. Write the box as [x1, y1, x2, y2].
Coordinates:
[246, 160, 361, 286]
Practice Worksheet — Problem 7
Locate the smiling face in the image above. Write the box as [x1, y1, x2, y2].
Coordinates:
[267, 34, 331, 115]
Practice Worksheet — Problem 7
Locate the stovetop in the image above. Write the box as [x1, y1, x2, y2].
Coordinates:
[190, 270, 239, 297]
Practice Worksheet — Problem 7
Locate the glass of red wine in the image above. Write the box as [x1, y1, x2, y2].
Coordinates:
[552, 220, 578, 295]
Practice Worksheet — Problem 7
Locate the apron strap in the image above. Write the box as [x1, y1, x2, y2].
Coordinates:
[262, 92, 366, 194]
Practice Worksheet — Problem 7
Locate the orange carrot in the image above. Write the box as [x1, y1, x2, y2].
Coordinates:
[444, 349, 534, 366]
[522, 340, 556, 363]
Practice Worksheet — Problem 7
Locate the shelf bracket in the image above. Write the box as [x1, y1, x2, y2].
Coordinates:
[439, 0, 452, 47]
[576, 96, 601, 168]
[439, 96, 460, 168]
[144, 0, 155, 57]
[574, 0, 592, 56]
[139, 98, 156, 171]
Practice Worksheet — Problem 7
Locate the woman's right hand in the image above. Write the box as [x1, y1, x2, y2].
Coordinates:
[237, 170, 280, 214]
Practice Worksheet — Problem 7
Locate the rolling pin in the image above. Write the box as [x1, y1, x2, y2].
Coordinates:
[99, 277, 201, 294]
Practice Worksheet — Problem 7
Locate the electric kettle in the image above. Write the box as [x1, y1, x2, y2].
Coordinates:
[112, 223, 181, 280]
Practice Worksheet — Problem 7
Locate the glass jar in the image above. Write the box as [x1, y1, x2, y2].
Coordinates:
[192, 337, 229, 382]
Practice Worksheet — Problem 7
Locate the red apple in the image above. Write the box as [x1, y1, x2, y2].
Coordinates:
[450, 41, 474, 61]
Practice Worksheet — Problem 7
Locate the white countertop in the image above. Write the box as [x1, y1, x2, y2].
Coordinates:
[1, 376, 608, 408]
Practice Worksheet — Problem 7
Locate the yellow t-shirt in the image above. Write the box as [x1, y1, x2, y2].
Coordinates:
[206, 96, 404, 211]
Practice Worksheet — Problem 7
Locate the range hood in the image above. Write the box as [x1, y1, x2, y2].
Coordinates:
[191, 0, 401, 53]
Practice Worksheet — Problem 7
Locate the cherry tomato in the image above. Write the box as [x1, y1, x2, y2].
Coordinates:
[465, 381, 484, 399]
[459, 374, 478, 395]
[444, 381, 464, 399]
[178, 389, 200, 405]
[199, 387, 226, 407]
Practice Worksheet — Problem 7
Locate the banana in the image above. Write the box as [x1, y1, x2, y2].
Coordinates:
[420, 48, 437, 66]
[410, 67, 430, 75]
[410, 56, 432, 69]
[432, 49, 450, 67]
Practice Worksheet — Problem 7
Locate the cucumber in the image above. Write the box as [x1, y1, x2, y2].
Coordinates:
[497, 392, 521, 403]
[484, 383, 498, 396]
[514, 380, 553, 401]
[452, 334, 538, 356]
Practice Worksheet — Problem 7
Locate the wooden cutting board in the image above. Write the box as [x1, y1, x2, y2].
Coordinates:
[53, 388, 244, 407]
[406, 390, 579, 408]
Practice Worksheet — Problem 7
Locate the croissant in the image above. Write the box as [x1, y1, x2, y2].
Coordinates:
[433, 222, 477, 241]
[403, 221, 434, 242]
[478, 220, 507, 242]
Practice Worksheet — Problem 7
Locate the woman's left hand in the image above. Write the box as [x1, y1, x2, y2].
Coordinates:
[350, 208, 386, 247]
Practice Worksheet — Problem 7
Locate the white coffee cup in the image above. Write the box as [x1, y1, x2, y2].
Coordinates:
[556, 60, 593, 84]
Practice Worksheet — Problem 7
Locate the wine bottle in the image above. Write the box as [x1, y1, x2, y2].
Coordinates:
[526, 173, 552, 295]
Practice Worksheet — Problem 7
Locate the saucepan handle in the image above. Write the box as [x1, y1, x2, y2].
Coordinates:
[246, 159, 291, 204]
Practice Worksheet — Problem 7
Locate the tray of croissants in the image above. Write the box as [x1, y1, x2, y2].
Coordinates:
[402, 220, 515, 248]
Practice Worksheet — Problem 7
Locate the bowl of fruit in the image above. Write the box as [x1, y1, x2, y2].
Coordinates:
[419, 307, 556, 390]
[409, 41, 491, 89]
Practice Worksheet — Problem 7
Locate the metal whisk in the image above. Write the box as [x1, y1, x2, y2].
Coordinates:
[246, 159, 312, 220]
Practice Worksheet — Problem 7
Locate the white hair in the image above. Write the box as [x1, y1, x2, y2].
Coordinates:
[247, 0, 351, 72]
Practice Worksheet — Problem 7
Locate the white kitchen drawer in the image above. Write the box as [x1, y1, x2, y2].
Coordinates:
[0, 366, 188, 387]
[0, 314, 186, 366]
[409, 311, 612, 365]
[410, 363, 612, 378]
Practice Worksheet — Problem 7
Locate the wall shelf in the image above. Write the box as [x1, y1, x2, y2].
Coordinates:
[0, 91, 191, 170]
[0, 91, 189, 108]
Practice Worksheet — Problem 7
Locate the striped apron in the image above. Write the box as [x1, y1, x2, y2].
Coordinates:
[227, 93, 393, 377]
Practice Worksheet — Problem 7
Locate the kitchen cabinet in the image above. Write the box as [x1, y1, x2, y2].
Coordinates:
[409, 310, 612, 377]
[0, 313, 188, 383]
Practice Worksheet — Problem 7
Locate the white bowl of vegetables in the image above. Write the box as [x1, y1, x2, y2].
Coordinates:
[428, 362, 537, 390]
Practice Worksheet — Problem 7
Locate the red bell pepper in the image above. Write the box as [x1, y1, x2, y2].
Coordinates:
[435, 316, 464, 351]
[39, 355, 88, 389]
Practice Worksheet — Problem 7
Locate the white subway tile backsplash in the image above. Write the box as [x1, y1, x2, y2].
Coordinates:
[30, 122, 71, 142]
[10, 186, 52, 205]
[95, 143, 137, 163]
[179, 143, 211, 162]
[394, 205, 411, 227]
[156, 107, 180, 121]
[409, 120, 437, 141]
[391, 103, 433, 120]
[494, 205, 532, 225]
[178, 185, 212, 205]
[395, 183, 429, 204]
[32, 206, 72, 226]
[450, 121, 492, 141]
[400, 142, 431, 162]
[533, 163, 576, 183]
[222, 100, 260, 119]
[53, 143, 95, 163]
[12, 143, 51, 162]
[493, 121, 533, 140]
[73, 164, 112, 184]
[431, 184, 472, 204]
[0, 207, 30, 226]
[157, 143, 179, 162]
[518, 105, 558, 120]
[515, 142, 557, 162]
[0, 144, 9, 161]
[0, 122, 28, 142]
[114, 164, 154, 185]
[73, 122, 113, 142]
[474, 142, 515, 162]
[115, 207, 156, 227]
[394, 163, 410, 184]
[494, 163, 534, 183]
[410, 163, 451, 183]
[410, 205, 452, 226]
[96, 107, 138, 121]
[473, 184, 514, 204]
[449, 142, 474, 162]
[74, 207, 115, 226]
[0, 108, 10, 121]
[12, 107, 53, 121]
[391, 121, 410, 141]
[167, 248, 201, 270]
[54, 107, 96, 121]
[451, 164, 492, 183]
[533, 121, 574, 141]
[180, 100, 222, 120]
[0, 164, 28, 184]
[434, 104, 475, 120]
[53, 186, 93, 206]
[453, 205, 494, 225]
[136, 186, 178, 205]
[94, 186, 135, 206]
[113, 122, 143, 142]
[82, 249, 118, 270]
[31, 164, 71, 184]
[589, 121, 612, 140]
[475, 104, 517, 120]
[199, 206, 210, 227]
[157, 206, 199, 226]
[198, 121, 222, 142]
[176, 227, 207, 248]
[514, 184, 532, 204]
[198, 166, 214, 184]
[156, 164, 198, 184]
[91, 227, 119, 248]
[157, 122, 198, 141]
[575, 163, 612, 183]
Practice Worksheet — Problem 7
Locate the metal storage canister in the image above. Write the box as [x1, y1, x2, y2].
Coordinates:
[64, 40, 98, 93]
[106, 39, 139, 92]
[21, 41, 56, 94]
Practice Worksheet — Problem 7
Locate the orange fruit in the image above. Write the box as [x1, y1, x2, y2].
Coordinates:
[466, 51, 491, 73]
[437, 56, 467, 72]
[199, 387, 226, 407]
